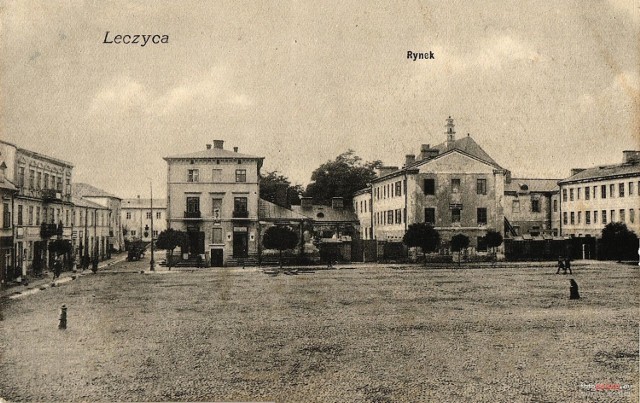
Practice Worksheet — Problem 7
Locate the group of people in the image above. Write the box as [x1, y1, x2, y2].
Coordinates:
[556, 256, 572, 274]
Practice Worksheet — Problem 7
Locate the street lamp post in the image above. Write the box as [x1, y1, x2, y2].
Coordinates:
[150, 181, 155, 271]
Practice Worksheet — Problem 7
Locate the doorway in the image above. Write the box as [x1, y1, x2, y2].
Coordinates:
[233, 233, 248, 258]
[210, 249, 223, 267]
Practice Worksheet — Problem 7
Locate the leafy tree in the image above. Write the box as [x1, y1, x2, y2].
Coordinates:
[450, 233, 470, 266]
[263, 226, 299, 269]
[403, 223, 440, 264]
[305, 150, 382, 206]
[155, 228, 189, 268]
[260, 170, 303, 206]
[483, 230, 503, 256]
[600, 222, 638, 261]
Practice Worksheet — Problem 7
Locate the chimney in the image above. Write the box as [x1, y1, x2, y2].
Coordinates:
[331, 197, 344, 209]
[233, 147, 238, 153]
[445, 116, 456, 149]
[0, 161, 6, 183]
[300, 197, 313, 209]
[505, 170, 512, 183]
[419, 144, 439, 160]
[405, 154, 416, 167]
[206, 144, 212, 150]
[213, 140, 224, 149]
[375, 166, 399, 178]
[570, 168, 586, 176]
[622, 150, 640, 163]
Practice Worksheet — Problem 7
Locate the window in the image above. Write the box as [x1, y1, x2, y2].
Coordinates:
[630, 182, 634, 196]
[43, 208, 48, 224]
[586, 211, 591, 225]
[451, 208, 461, 223]
[130, 230, 136, 236]
[477, 208, 487, 225]
[186, 197, 200, 213]
[126, 212, 131, 219]
[570, 212, 575, 225]
[187, 169, 199, 182]
[593, 210, 597, 224]
[212, 198, 222, 219]
[577, 188, 581, 200]
[577, 211, 581, 224]
[234, 197, 247, 212]
[562, 189, 567, 202]
[477, 236, 488, 252]
[36, 172, 41, 189]
[593, 186, 597, 199]
[609, 184, 615, 198]
[17, 205, 23, 226]
[66, 210, 69, 226]
[28, 206, 33, 225]
[630, 209, 635, 223]
[235, 169, 247, 183]
[610, 210, 615, 222]
[569, 188, 574, 201]
[2, 203, 10, 228]
[601, 210, 607, 224]
[601, 185, 607, 199]
[512, 200, 520, 213]
[387, 210, 393, 224]
[212, 227, 223, 244]
[44, 173, 49, 189]
[425, 208, 435, 224]
[619, 183, 625, 197]
[212, 169, 222, 182]
[395, 209, 402, 224]
[153, 230, 158, 237]
[553, 199, 558, 212]
[395, 181, 402, 197]
[29, 170, 35, 188]
[146, 211, 152, 219]
[156, 211, 161, 219]
[563, 212, 568, 225]
[531, 199, 540, 213]
[620, 209, 625, 222]
[477, 179, 487, 195]
[18, 167, 24, 187]
[451, 179, 461, 193]
[585, 187, 590, 200]
[530, 226, 540, 236]
[423, 179, 435, 195]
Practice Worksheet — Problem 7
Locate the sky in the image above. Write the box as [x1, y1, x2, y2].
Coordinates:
[1, 0, 638, 198]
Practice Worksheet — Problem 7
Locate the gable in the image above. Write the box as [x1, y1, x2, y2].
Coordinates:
[417, 150, 497, 174]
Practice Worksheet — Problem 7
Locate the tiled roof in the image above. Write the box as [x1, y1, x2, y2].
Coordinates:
[291, 205, 358, 223]
[258, 199, 308, 221]
[505, 178, 561, 193]
[559, 161, 640, 184]
[432, 135, 501, 168]
[122, 198, 167, 209]
[73, 183, 120, 199]
[164, 148, 262, 160]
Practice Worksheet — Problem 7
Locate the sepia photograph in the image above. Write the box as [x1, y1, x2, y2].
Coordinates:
[0, 1, 638, 401]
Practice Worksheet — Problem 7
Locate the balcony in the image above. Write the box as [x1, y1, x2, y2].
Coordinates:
[184, 211, 202, 219]
[232, 210, 249, 218]
[40, 223, 62, 238]
[42, 189, 63, 202]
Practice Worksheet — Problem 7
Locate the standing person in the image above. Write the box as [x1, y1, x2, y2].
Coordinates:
[53, 257, 62, 280]
[565, 257, 572, 275]
[556, 256, 564, 274]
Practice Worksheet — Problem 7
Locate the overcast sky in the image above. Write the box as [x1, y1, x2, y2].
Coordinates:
[2, 0, 638, 198]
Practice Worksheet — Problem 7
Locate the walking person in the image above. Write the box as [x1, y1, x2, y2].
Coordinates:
[565, 257, 572, 275]
[53, 257, 62, 280]
[556, 256, 564, 274]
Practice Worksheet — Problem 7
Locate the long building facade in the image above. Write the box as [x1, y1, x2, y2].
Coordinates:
[121, 198, 167, 243]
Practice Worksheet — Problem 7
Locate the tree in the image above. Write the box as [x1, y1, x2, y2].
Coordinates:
[262, 226, 299, 269]
[403, 223, 440, 264]
[483, 230, 503, 256]
[450, 234, 470, 266]
[260, 170, 303, 206]
[305, 150, 382, 206]
[600, 222, 638, 261]
[155, 228, 189, 268]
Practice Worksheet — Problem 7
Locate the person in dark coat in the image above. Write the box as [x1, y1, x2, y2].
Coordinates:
[556, 256, 564, 274]
[53, 258, 62, 280]
[569, 279, 580, 299]
[564, 258, 572, 275]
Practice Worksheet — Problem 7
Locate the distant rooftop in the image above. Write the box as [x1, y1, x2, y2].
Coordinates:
[73, 183, 120, 199]
[505, 178, 561, 193]
[164, 140, 262, 160]
[122, 198, 167, 209]
[559, 158, 640, 185]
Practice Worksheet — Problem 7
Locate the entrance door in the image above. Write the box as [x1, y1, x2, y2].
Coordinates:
[210, 249, 223, 267]
[188, 231, 205, 256]
[233, 233, 248, 258]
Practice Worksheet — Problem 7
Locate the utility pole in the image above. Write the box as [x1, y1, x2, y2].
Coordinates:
[150, 181, 155, 271]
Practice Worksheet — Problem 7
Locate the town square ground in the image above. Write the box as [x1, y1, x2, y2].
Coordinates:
[0, 258, 638, 402]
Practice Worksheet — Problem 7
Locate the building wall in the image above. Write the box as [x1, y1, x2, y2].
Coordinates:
[504, 192, 554, 236]
[560, 176, 640, 237]
[83, 196, 124, 251]
[72, 205, 111, 263]
[166, 156, 261, 265]
[371, 175, 407, 241]
[121, 204, 167, 242]
[353, 191, 372, 239]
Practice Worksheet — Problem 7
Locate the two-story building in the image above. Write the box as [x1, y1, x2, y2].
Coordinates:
[121, 197, 167, 243]
[558, 151, 640, 238]
[73, 183, 124, 253]
[503, 177, 560, 237]
[71, 196, 111, 265]
[164, 140, 264, 266]
[354, 117, 507, 252]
